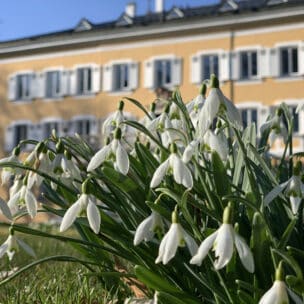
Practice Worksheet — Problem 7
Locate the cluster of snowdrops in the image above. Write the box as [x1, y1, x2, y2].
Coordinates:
[0, 75, 303, 303]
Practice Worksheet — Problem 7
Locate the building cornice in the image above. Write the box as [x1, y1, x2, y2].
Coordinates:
[0, 6, 303, 56]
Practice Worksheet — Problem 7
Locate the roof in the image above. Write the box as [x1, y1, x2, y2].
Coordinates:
[0, 0, 303, 53]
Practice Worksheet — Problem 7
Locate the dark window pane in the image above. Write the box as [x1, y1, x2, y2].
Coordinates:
[292, 107, 299, 133]
[165, 61, 171, 84]
[251, 52, 257, 76]
[241, 110, 248, 128]
[203, 56, 210, 79]
[241, 53, 249, 79]
[251, 109, 257, 125]
[213, 55, 219, 77]
[123, 64, 129, 88]
[281, 49, 289, 76]
[15, 124, 27, 145]
[87, 68, 92, 91]
[292, 48, 298, 73]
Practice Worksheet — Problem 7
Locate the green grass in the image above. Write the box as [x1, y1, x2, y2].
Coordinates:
[0, 225, 115, 304]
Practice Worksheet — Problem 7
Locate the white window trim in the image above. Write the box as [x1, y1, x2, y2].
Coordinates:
[273, 99, 304, 135]
[9, 70, 35, 103]
[73, 63, 97, 97]
[42, 67, 64, 102]
[274, 41, 301, 79]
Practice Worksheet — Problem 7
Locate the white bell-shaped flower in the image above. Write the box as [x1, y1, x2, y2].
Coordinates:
[190, 206, 254, 272]
[0, 230, 35, 261]
[102, 101, 125, 138]
[155, 208, 197, 265]
[60, 182, 101, 234]
[7, 184, 38, 218]
[259, 263, 302, 304]
[87, 128, 129, 175]
[264, 162, 303, 214]
[150, 143, 193, 189]
[134, 210, 164, 245]
[197, 75, 242, 136]
[0, 148, 23, 185]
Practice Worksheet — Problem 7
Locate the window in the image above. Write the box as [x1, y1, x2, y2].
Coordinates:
[43, 121, 60, 138]
[45, 71, 61, 98]
[74, 119, 91, 136]
[77, 67, 92, 95]
[201, 54, 219, 80]
[16, 74, 32, 100]
[14, 124, 28, 146]
[240, 51, 258, 80]
[280, 47, 298, 76]
[239, 108, 258, 128]
[155, 60, 172, 88]
[113, 64, 129, 91]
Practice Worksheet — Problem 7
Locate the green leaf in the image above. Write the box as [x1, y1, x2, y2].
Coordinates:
[124, 97, 152, 119]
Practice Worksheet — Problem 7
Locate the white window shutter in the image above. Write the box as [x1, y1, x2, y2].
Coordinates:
[29, 73, 36, 99]
[219, 52, 230, 81]
[172, 57, 182, 86]
[90, 118, 99, 135]
[129, 62, 139, 90]
[143, 59, 155, 89]
[69, 69, 77, 95]
[92, 65, 101, 93]
[103, 64, 113, 92]
[231, 52, 240, 80]
[190, 55, 201, 84]
[259, 48, 270, 78]
[299, 43, 304, 75]
[36, 72, 45, 99]
[269, 48, 280, 77]
[61, 70, 69, 96]
[8, 76, 16, 101]
[4, 125, 15, 152]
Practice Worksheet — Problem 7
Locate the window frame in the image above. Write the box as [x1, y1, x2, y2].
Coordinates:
[239, 50, 258, 80]
[112, 63, 130, 92]
[154, 58, 173, 89]
[43, 67, 64, 100]
[279, 46, 299, 77]
[74, 65, 94, 96]
[200, 53, 219, 81]
[10, 70, 35, 103]
[40, 117, 64, 138]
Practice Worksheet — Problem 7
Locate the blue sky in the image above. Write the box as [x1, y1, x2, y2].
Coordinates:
[0, 0, 218, 41]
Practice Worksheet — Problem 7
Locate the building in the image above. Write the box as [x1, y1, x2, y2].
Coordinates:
[0, 0, 303, 156]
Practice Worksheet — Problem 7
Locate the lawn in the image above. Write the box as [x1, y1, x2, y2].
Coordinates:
[0, 225, 114, 304]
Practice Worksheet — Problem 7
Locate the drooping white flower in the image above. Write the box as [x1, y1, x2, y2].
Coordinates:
[0, 197, 12, 220]
[102, 101, 125, 138]
[150, 144, 193, 189]
[7, 184, 38, 218]
[87, 128, 129, 175]
[134, 211, 164, 245]
[259, 263, 302, 304]
[264, 162, 303, 214]
[60, 193, 101, 234]
[182, 140, 200, 163]
[61, 154, 82, 181]
[0, 153, 22, 185]
[190, 206, 254, 272]
[0, 232, 35, 261]
[155, 209, 197, 265]
[197, 75, 242, 136]
[187, 89, 205, 127]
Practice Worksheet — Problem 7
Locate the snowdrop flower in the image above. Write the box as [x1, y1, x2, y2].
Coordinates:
[150, 143, 193, 189]
[61, 151, 81, 181]
[203, 129, 229, 162]
[134, 210, 164, 245]
[7, 183, 38, 218]
[155, 208, 197, 265]
[102, 100, 125, 138]
[0, 148, 22, 185]
[0, 197, 12, 221]
[190, 206, 254, 272]
[259, 262, 302, 304]
[182, 140, 200, 163]
[60, 182, 101, 234]
[264, 162, 304, 214]
[260, 109, 287, 146]
[197, 75, 242, 136]
[0, 229, 35, 261]
[187, 84, 206, 126]
[87, 128, 129, 175]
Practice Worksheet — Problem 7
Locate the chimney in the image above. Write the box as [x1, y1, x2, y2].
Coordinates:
[125, 2, 136, 18]
[155, 0, 164, 13]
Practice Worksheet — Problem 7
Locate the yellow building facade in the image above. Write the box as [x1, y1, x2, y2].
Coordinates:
[0, 0, 303, 156]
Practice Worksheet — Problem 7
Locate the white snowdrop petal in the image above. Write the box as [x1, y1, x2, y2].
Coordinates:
[87, 145, 111, 172]
[190, 231, 218, 266]
[155, 231, 170, 264]
[25, 189, 38, 219]
[290, 195, 302, 215]
[0, 242, 9, 259]
[214, 224, 234, 270]
[87, 200, 101, 234]
[134, 214, 154, 246]
[234, 233, 254, 273]
[150, 159, 170, 188]
[60, 201, 82, 232]
[116, 141, 129, 175]
[162, 224, 180, 265]
[0, 198, 12, 220]
[183, 231, 198, 256]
